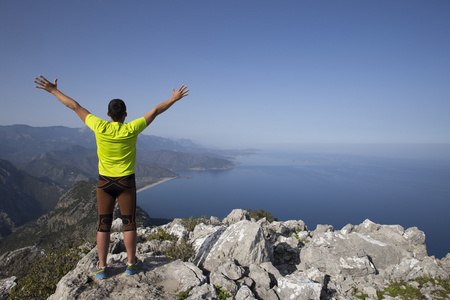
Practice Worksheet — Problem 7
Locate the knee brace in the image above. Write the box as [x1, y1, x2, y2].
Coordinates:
[98, 214, 113, 232]
[121, 214, 136, 231]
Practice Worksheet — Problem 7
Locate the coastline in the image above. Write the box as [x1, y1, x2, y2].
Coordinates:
[137, 177, 177, 193]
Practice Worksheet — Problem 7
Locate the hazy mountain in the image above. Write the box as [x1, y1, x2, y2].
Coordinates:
[0, 124, 205, 164]
[0, 159, 63, 237]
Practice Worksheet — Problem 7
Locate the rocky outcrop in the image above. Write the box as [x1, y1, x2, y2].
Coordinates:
[4, 209, 449, 299]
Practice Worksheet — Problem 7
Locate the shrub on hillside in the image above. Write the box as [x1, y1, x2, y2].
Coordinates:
[246, 208, 278, 223]
[8, 248, 80, 300]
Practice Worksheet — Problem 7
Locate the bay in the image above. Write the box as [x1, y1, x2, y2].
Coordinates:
[138, 151, 450, 259]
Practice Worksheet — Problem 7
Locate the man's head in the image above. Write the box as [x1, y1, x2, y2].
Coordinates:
[108, 99, 127, 122]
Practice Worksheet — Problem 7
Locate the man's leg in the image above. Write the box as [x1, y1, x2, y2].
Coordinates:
[124, 230, 137, 265]
[96, 185, 116, 268]
[117, 185, 138, 265]
[97, 231, 110, 268]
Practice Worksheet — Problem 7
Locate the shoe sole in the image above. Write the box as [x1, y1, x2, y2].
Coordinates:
[125, 269, 137, 275]
[95, 273, 107, 279]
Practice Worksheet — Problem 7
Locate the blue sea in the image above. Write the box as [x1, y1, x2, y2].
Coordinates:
[138, 150, 450, 259]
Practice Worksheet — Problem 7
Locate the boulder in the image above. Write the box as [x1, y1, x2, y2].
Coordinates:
[217, 259, 245, 280]
[187, 283, 218, 299]
[353, 220, 427, 259]
[276, 272, 323, 300]
[300, 230, 411, 277]
[222, 209, 251, 225]
[209, 270, 239, 296]
[387, 256, 449, 281]
[235, 285, 256, 300]
[199, 220, 273, 271]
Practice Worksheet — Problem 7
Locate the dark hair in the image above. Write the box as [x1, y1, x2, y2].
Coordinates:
[108, 99, 127, 122]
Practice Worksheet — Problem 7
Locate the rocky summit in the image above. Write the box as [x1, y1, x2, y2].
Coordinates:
[2, 209, 450, 299]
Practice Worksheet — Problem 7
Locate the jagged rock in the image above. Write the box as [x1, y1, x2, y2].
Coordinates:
[199, 220, 273, 272]
[313, 224, 334, 234]
[217, 259, 245, 280]
[0, 246, 45, 280]
[253, 286, 280, 300]
[235, 285, 256, 300]
[353, 219, 427, 259]
[387, 256, 449, 281]
[248, 264, 272, 290]
[5, 209, 445, 300]
[210, 270, 239, 296]
[110, 218, 123, 232]
[237, 277, 255, 291]
[0, 276, 16, 300]
[259, 261, 282, 281]
[187, 283, 218, 299]
[150, 260, 207, 294]
[265, 221, 290, 236]
[283, 220, 307, 232]
[209, 216, 221, 225]
[222, 209, 251, 225]
[192, 224, 227, 267]
[300, 230, 412, 277]
[161, 219, 190, 242]
[49, 245, 205, 299]
[276, 272, 323, 300]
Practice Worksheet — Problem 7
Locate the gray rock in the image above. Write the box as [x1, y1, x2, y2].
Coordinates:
[0, 246, 45, 279]
[300, 231, 410, 277]
[277, 272, 322, 300]
[155, 260, 207, 293]
[248, 264, 272, 290]
[110, 218, 123, 232]
[265, 221, 290, 236]
[192, 224, 227, 267]
[49, 245, 205, 300]
[253, 286, 280, 300]
[237, 277, 255, 290]
[217, 259, 245, 280]
[313, 224, 334, 234]
[209, 270, 239, 296]
[0, 276, 16, 300]
[222, 209, 250, 225]
[200, 221, 273, 271]
[354, 220, 427, 259]
[210, 216, 221, 225]
[162, 221, 189, 242]
[283, 220, 307, 232]
[387, 256, 449, 281]
[260, 261, 282, 280]
[187, 283, 218, 299]
[235, 285, 256, 300]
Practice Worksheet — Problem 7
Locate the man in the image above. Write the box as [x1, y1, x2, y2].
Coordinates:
[34, 75, 189, 279]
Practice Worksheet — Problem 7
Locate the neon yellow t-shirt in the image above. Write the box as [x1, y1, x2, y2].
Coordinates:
[85, 114, 147, 177]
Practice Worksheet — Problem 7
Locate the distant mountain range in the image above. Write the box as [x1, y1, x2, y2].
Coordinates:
[0, 124, 238, 242]
[0, 159, 62, 238]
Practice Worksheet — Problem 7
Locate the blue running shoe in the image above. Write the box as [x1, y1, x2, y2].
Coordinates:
[126, 258, 141, 275]
[90, 263, 107, 279]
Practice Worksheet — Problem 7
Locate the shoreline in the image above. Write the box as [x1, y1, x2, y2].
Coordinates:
[137, 177, 177, 193]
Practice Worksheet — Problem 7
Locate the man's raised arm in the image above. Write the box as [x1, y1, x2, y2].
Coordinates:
[143, 85, 189, 126]
[34, 75, 90, 123]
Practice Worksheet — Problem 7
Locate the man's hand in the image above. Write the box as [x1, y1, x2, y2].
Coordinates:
[34, 75, 58, 93]
[172, 85, 189, 101]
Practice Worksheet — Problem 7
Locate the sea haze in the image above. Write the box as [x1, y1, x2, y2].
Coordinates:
[139, 150, 450, 259]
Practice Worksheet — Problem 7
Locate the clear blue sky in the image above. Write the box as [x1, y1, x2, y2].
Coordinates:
[1, 0, 449, 150]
